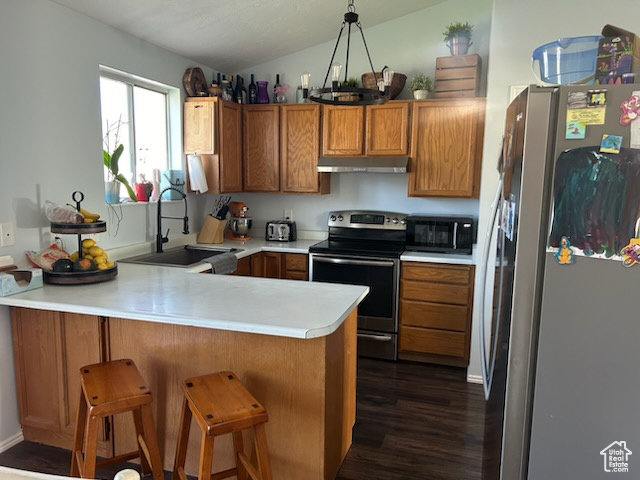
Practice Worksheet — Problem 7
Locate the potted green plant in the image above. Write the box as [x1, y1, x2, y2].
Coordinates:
[103, 118, 136, 203]
[339, 77, 360, 102]
[410, 74, 433, 100]
[443, 21, 473, 56]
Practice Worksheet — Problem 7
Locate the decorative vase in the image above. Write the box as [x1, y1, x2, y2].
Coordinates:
[135, 183, 150, 202]
[446, 35, 472, 56]
[105, 181, 121, 204]
[413, 90, 430, 100]
[256, 81, 269, 104]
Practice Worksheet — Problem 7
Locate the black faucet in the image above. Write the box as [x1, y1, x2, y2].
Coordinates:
[156, 186, 189, 253]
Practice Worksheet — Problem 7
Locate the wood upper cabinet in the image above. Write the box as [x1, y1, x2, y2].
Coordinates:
[280, 104, 329, 194]
[184, 97, 243, 193]
[243, 104, 280, 192]
[184, 100, 215, 154]
[398, 262, 475, 367]
[408, 98, 485, 198]
[322, 101, 410, 157]
[11, 308, 110, 454]
[365, 101, 410, 155]
[321, 105, 365, 156]
[243, 104, 328, 194]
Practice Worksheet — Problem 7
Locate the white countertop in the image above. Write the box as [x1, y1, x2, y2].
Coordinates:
[0, 262, 368, 339]
[400, 250, 476, 265]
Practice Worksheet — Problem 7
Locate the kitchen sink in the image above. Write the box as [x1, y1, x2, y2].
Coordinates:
[119, 245, 243, 268]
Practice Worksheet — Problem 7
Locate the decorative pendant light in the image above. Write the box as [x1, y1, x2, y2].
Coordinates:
[308, 0, 392, 106]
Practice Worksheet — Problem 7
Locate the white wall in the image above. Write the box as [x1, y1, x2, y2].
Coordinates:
[468, 0, 640, 379]
[0, 0, 214, 445]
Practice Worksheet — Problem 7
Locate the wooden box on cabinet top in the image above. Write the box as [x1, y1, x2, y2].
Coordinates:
[399, 262, 475, 367]
[184, 97, 243, 193]
[408, 98, 485, 198]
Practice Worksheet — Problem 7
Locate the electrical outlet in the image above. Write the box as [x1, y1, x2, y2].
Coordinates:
[0, 222, 15, 247]
[284, 209, 293, 221]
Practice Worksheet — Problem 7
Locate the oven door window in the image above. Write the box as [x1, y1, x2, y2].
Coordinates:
[311, 255, 396, 322]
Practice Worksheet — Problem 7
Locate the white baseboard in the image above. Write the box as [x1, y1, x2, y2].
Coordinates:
[0, 431, 23, 453]
[466, 373, 483, 384]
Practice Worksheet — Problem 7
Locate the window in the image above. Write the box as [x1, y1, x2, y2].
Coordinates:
[99, 66, 181, 201]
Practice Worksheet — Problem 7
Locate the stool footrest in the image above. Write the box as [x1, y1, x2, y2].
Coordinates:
[95, 451, 140, 469]
[210, 467, 238, 480]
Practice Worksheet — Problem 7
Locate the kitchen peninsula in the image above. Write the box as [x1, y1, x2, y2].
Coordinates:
[0, 263, 368, 480]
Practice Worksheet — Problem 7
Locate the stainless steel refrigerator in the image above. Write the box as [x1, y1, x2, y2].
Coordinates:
[479, 84, 640, 480]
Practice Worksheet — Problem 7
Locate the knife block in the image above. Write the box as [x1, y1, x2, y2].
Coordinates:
[197, 215, 226, 244]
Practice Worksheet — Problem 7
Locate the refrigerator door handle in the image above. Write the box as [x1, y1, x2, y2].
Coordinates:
[479, 177, 503, 400]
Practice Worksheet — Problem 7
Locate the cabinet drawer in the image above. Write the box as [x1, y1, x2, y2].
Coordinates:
[400, 300, 467, 331]
[402, 262, 471, 284]
[284, 253, 307, 272]
[284, 270, 308, 281]
[401, 279, 469, 305]
[399, 325, 466, 358]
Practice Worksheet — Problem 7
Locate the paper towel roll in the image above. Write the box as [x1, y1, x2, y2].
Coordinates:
[187, 154, 208, 193]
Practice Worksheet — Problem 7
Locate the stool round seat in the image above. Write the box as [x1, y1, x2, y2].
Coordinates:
[172, 371, 272, 480]
[70, 359, 164, 480]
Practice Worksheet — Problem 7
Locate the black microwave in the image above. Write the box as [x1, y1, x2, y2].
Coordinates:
[405, 215, 475, 254]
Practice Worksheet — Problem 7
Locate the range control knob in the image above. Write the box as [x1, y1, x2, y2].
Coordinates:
[400, 217, 406, 225]
[337, 215, 344, 222]
[330, 215, 337, 221]
[385, 216, 390, 223]
[392, 217, 399, 224]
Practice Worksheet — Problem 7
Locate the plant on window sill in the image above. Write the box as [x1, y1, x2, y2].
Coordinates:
[103, 118, 136, 203]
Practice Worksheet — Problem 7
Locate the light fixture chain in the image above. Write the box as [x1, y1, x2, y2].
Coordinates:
[357, 22, 378, 83]
[344, 22, 353, 83]
[322, 21, 347, 88]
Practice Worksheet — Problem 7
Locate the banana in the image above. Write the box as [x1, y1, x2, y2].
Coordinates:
[80, 207, 100, 221]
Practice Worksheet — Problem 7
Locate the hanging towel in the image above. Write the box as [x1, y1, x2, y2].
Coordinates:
[206, 253, 237, 275]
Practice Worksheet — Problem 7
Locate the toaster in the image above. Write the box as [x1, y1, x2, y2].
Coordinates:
[265, 220, 297, 242]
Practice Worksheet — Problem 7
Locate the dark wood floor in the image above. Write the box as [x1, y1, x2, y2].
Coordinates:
[0, 358, 485, 480]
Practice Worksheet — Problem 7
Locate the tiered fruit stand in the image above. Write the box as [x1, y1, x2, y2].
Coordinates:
[44, 191, 118, 285]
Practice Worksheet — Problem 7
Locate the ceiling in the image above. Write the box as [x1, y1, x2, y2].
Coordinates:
[48, 0, 443, 72]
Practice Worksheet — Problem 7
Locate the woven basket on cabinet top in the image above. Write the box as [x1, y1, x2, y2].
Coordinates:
[361, 72, 407, 100]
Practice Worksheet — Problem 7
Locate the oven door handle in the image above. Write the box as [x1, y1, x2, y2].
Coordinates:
[312, 256, 395, 268]
[357, 333, 393, 342]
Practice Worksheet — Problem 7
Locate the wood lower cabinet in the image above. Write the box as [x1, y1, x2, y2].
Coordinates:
[283, 253, 309, 280]
[11, 308, 111, 455]
[399, 262, 475, 367]
[409, 98, 485, 197]
[242, 252, 308, 280]
[184, 97, 243, 193]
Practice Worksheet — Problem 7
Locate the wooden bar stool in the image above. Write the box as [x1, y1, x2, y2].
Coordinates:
[70, 358, 164, 480]
[172, 371, 272, 480]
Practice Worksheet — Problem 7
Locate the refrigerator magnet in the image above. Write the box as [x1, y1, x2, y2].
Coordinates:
[600, 134, 623, 154]
[566, 121, 586, 139]
[619, 94, 640, 125]
[554, 236, 574, 265]
[620, 238, 640, 267]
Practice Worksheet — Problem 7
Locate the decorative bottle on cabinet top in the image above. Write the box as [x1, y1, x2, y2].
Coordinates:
[248, 74, 257, 104]
[256, 81, 269, 104]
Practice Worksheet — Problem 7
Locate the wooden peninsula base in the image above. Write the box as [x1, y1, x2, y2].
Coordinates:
[11, 307, 357, 480]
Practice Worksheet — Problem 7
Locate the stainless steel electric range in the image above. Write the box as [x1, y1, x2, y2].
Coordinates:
[309, 210, 407, 360]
